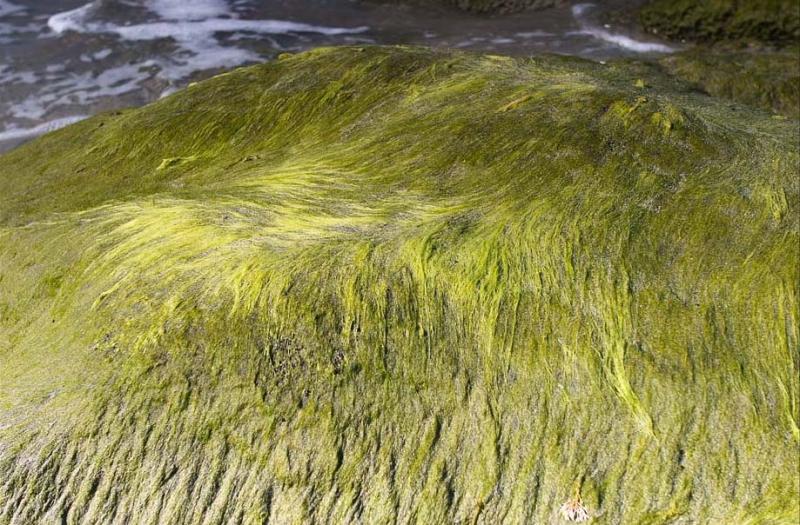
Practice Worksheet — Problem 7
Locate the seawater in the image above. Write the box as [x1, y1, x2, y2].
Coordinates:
[0, 0, 674, 152]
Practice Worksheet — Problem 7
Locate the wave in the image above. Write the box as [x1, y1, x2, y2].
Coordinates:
[47, 1, 370, 80]
[48, 2, 370, 40]
[0, 0, 23, 18]
[571, 3, 673, 54]
[0, 116, 88, 143]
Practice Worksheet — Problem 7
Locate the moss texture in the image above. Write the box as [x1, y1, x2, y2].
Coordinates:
[659, 46, 800, 119]
[0, 46, 798, 524]
[639, 0, 800, 44]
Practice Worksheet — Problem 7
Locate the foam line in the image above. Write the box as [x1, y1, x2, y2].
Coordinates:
[571, 3, 673, 53]
[0, 115, 88, 143]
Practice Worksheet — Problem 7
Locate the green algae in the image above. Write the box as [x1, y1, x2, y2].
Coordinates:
[658, 45, 800, 119]
[639, 0, 800, 44]
[0, 46, 798, 524]
[636, 0, 800, 120]
[157, 156, 200, 171]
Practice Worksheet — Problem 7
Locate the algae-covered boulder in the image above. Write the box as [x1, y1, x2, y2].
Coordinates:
[659, 46, 800, 118]
[0, 46, 798, 524]
[640, 0, 800, 44]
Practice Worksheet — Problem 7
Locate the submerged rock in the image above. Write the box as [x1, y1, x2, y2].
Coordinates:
[639, 0, 800, 44]
[0, 46, 797, 524]
[368, 0, 560, 14]
[442, 0, 559, 13]
[637, 1, 800, 119]
[659, 45, 800, 118]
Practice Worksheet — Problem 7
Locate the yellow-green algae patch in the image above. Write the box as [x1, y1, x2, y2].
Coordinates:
[0, 46, 798, 524]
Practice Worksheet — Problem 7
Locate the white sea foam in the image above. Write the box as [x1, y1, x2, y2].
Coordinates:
[571, 3, 593, 17]
[0, 115, 88, 143]
[0, 68, 38, 85]
[572, 28, 673, 53]
[134, 19, 366, 39]
[47, 3, 94, 33]
[8, 62, 152, 120]
[0, 0, 23, 18]
[515, 30, 555, 38]
[46, 1, 369, 80]
[48, 2, 369, 41]
[571, 3, 673, 53]
[0, 5, 37, 45]
[147, 0, 230, 21]
[94, 48, 113, 60]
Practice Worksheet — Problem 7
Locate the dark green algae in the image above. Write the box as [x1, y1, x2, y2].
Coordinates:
[659, 45, 800, 119]
[636, 1, 800, 119]
[639, 0, 800, 44]
[0, 46, 798, 524]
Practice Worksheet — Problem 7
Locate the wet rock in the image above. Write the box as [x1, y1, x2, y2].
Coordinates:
[0, 46, 797, 524]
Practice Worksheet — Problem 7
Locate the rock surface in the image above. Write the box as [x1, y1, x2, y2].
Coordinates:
[0, 46, 798, 524]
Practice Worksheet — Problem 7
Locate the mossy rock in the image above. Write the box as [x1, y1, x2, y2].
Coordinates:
[0, 46, 798, 524]
[639, 0, 800, 44]
[659, 45, 800, 119]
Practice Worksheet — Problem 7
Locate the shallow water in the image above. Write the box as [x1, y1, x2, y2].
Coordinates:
[0, 0, 675, 152]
